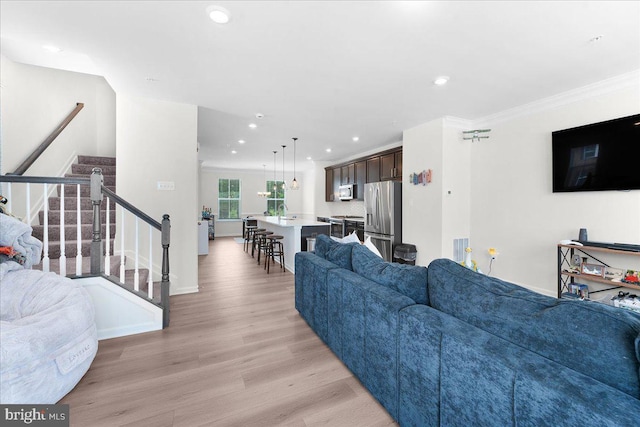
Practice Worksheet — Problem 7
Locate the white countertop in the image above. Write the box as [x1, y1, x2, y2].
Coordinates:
[253, 216, 330, 228]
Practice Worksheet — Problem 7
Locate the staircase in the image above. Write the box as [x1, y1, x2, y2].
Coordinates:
[32, 155, 150, 289]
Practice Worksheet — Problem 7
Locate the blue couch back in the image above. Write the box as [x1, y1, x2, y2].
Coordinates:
[427, 258, 640, 398]
[314, 234, 358, 270]
[351, 244, 429, 305]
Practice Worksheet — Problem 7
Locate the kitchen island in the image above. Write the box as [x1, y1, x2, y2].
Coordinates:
[253, 216, 330, 273]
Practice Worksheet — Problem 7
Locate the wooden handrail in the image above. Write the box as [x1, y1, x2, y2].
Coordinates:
[10, 103, 85, 175]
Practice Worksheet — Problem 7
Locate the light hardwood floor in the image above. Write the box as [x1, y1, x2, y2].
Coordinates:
[61, 237, 397, 426]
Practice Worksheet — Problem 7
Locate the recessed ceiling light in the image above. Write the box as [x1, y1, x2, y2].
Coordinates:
[326, 148, 332, 153]
[231, 150, 237, 154]
[42, 44, 62, 53]
[238, 139, 245, 144]
[352, 136, 359, 142]
[306, 156, 312, 160]
[207, 6, 231, 24]
[255, 113, 264, 119]
[434, 76, 449, 86]
[249, 123, 257, 129]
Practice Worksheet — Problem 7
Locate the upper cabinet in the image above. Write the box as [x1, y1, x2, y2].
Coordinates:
[325, 147, 402, 202]
[379, 151, 402, 181]
[354, 161, 366, 200]
[366, 157, 380, 183]
[341, 163, 355, 185]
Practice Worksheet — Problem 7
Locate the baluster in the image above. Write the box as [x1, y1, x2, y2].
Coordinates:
[148, 226, 153, 299]
[105, 196, 110, 276]
[90, 168, 103, 275]
[76, 184, 82, 275]
[119, 207, 125, 284]
[134, 217, 140, 291]
[5, 183, 11, 212]
[161, 214, 171, 328]
[59, 184, 66, 276]
[42, 184, 50, 272]
[25, 183, 31, 225]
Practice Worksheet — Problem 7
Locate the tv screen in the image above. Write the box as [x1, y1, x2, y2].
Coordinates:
[552, 114, 640, 192]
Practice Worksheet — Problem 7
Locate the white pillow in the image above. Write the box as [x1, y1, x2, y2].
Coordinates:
[363, 236, 383, 258]
[330, 236, 342, 242]
[341, 231, 361, 244]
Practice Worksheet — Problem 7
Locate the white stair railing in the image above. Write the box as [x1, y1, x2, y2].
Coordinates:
[0, 171, 172, 327]
[76, 184, 82, 276]
[42, 183, 50, 272]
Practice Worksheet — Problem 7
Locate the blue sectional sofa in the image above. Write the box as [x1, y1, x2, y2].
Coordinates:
[294, 234, 640, 426]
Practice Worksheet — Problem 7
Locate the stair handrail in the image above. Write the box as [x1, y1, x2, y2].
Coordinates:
[9, 103, 85, 176]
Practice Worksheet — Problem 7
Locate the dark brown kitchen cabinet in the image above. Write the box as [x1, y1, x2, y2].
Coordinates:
[366, 157, 380, 183]
[355, 161, 366, 200]
[394, 150, 402, 179]
[341, 163, 355, 185]
[332, 166, 341, 197]
[325, 168, 334, 201]
[325, 147, 402, 201]
[379, 151, 402, 180]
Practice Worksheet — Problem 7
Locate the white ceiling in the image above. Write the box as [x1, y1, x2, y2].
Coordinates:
[2, 1, 639, 171]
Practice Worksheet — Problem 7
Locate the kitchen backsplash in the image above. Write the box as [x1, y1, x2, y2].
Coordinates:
[316, 200, 365, 218]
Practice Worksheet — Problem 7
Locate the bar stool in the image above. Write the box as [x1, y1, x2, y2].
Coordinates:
[265, 235, 284, 273]
[251, 228, 266, 257]
[244, 225, 258, 252]
[255, 230, 273, 265]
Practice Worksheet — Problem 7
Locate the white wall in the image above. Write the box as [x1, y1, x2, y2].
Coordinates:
[403, 72, 640, 297]
[199, 167, 306, 237]
[116, 94, 199, 295]
[0, 55, 115, 177]
[469, 75, 640, 296]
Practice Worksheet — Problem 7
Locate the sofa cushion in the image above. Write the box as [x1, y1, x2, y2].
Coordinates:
[427, 258, 640, 398]
[314, 234, 357, 270]
[352, 244, 428, 305]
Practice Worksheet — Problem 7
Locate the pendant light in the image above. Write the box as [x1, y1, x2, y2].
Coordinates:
[290, 137, 299, 190]
[281, 145, 287, 190]
[257, 164, 271, 197]
[272, 150, 278, 191]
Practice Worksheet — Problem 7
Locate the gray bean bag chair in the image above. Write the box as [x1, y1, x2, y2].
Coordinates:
[1, 213, 97, 403]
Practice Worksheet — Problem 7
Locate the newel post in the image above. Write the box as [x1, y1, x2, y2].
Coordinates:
[90, 168, 104, 275]
[161, 214, 171, 327]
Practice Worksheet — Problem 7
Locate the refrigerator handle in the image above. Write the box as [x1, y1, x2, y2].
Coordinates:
[375, 186, 380, 229]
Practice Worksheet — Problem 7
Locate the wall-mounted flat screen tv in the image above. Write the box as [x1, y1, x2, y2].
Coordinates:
[552, 114, 640, 192]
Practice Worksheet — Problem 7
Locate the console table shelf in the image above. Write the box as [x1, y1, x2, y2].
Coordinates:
[557, 243, 640, 298]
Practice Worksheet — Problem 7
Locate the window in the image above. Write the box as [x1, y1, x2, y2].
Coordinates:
[266, 180, 285, 216]
[582, 144, 599, 160]
[218, 179, 241, 219]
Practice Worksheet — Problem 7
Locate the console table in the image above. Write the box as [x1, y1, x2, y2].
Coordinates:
[557, 243, 640, 298]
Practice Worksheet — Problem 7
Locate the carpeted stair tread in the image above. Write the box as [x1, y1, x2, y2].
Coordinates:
[39, 210, 115, 225]
[32, 223, 116, 241]
[65, 173, 115, 186]
[44, 239, 115, 258]
[72, 163, 116, 176]
[49, 196, 116, 211]
[57, 184, 115, 198]
[77, 155, 116, 166]
[35, 256, 121, 276]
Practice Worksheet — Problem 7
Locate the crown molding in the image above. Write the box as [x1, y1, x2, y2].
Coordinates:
[472, 69, 640, 128]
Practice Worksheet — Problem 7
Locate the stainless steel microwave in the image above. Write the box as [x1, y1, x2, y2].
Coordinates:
[338, 184, 354, 200]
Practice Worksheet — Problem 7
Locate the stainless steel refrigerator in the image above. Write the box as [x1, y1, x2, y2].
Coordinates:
[364, 181, 402, 261]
